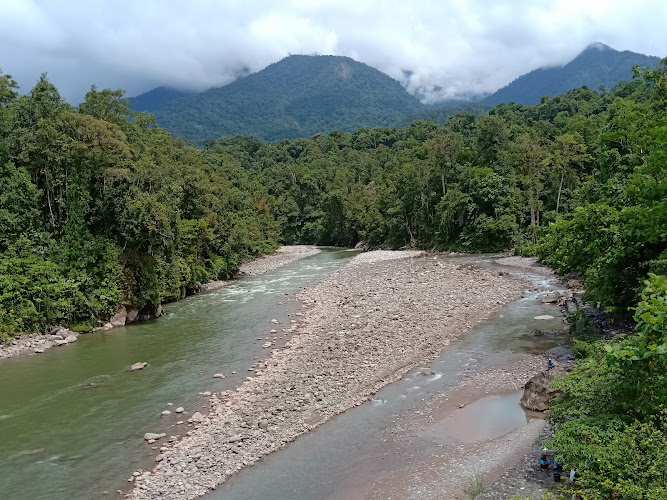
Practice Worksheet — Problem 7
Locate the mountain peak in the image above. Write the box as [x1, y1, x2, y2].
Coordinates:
[134, 54, 423, 142]
[585, 42, 613, 52]
[483, 44, 659, 106]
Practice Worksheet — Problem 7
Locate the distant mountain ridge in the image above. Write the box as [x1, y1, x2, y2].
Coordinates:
[129, 44, 661, 142]
[483, 43, 660, 105]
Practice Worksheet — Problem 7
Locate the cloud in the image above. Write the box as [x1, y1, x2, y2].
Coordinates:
[1, 0, 666, 104]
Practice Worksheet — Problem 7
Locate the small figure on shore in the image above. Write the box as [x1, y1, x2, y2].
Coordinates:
[569, 465, 577, 482]
[540, 454, 551, 469]
[547, 358, 555, 370]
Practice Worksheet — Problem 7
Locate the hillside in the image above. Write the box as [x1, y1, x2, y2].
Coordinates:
[128, 87, 193, 114]
[484, 43, 659, 105]
[136, 55, 424, 142]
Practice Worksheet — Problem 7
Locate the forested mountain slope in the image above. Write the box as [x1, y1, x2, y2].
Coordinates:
[484, 43, 659, 105]
[140, 55, 424, 142]
[127, 86, 193, 114]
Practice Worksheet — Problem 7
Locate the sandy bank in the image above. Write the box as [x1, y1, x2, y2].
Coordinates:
[128, 251, 527, 499]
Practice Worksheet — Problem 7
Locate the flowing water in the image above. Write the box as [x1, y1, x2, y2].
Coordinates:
[210, 255, 567, 500]
[0, 252, 567, 500]
[0, 249, 355, 500]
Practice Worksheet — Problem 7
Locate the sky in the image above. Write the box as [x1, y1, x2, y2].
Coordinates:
[1, 0, 666, 104]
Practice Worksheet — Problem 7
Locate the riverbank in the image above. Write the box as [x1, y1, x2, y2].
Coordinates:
[0, 245, 321, 360]
[127, 251, 528, 499]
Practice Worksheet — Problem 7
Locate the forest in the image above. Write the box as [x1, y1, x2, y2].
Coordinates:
[1, 58, 666, 498]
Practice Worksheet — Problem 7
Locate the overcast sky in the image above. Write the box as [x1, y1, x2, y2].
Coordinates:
[1, 0, 666, 104]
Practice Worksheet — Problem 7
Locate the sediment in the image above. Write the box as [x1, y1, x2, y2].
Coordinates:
[128, 251, 527, 499]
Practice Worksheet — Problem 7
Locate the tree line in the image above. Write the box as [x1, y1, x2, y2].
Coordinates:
[1, 58, 666, 499]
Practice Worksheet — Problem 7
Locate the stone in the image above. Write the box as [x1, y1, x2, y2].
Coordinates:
[547, 346, 575, 363]
[126, 308, 139, 324]
[191, 412, 204, 423]
[161, 410, 171, 416]
[520, 369, 566, 411]
[54, 339, 68, 346]
[155, 454, 164, 463]
[131, 362, 148, 371]
[49, 326, 64, 335]
[34, 348, 45, 353]
[110, 306, 127, 327]
[529, 329, 544, 336]
[534, 315, 555, 320]
[144, 433, 166, 441]
[213, 373, 225, 379]
[64, 335, 78, 343]
[175, 407, 184, 413]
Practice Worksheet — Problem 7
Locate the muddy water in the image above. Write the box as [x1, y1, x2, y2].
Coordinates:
[211, 256, 567, 500]
[0, 249, 356, 500]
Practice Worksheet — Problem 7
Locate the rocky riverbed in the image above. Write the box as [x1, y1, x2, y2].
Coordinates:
[0, 246, 321, 360]
[127, 251, 528, 499]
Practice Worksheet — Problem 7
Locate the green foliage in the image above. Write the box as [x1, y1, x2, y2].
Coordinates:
[463, 474, 484, 499]
[547, 277, 667, 498]
[0, 75, 280, 338]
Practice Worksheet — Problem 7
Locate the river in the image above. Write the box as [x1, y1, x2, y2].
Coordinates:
[0, 251, 566, 500]
[0, 249, 355, 500]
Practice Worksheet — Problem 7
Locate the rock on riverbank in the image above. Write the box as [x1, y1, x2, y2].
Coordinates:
[128, 251, 527, 499]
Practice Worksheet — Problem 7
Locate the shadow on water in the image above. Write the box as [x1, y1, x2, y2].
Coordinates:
[210, 255, 568, 500]
[0, 249, 355, 500]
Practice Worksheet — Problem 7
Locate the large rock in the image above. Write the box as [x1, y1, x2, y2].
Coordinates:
[110, 306, 127, 327]
[130, 362, 148, 371]
[126, 308, 139, 324]
[547, 346, 575, 362]
[520, 368, 567, 411]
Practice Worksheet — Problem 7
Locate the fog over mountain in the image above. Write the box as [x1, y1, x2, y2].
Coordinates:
[2, 0, 667, 105]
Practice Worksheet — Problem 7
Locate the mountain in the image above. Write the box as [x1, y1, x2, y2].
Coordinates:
[134, 55, 424, 142]
[128, 87, 193, 114]
[483, 43, 660, 106]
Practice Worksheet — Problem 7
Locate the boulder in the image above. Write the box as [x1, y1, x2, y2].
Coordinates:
[130, 362, 148, 371]
[126, 308, 139, 324]
[520, 368, 567, 411]
[110, 306, 127, 327]
[161, 410, 171, 416]
[530, 328, 544, 336]
[175, 407, 184, 413]
[64, 335, 78, 343]
[213, 373, 225, 379]
[54, 339, 69, 346]
[547, 346, 575, 363]
[143, 432, 166, 441]
[190, 412, 204, 423]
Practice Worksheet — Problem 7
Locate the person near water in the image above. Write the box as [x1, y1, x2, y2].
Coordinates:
[540, 454, 551, 469]
[547, 358, 555, 370]
[570, 465, 577, 482]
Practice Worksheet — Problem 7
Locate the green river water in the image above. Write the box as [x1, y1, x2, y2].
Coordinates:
[0, 249, 355, 500]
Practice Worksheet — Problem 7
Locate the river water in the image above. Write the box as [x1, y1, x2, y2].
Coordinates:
[210, 255, 566, 500]
[0, 252, 566, 500]
[0, 249, 355, 500]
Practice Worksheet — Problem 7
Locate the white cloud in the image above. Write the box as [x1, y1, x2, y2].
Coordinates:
[0, 0, 665, 104]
